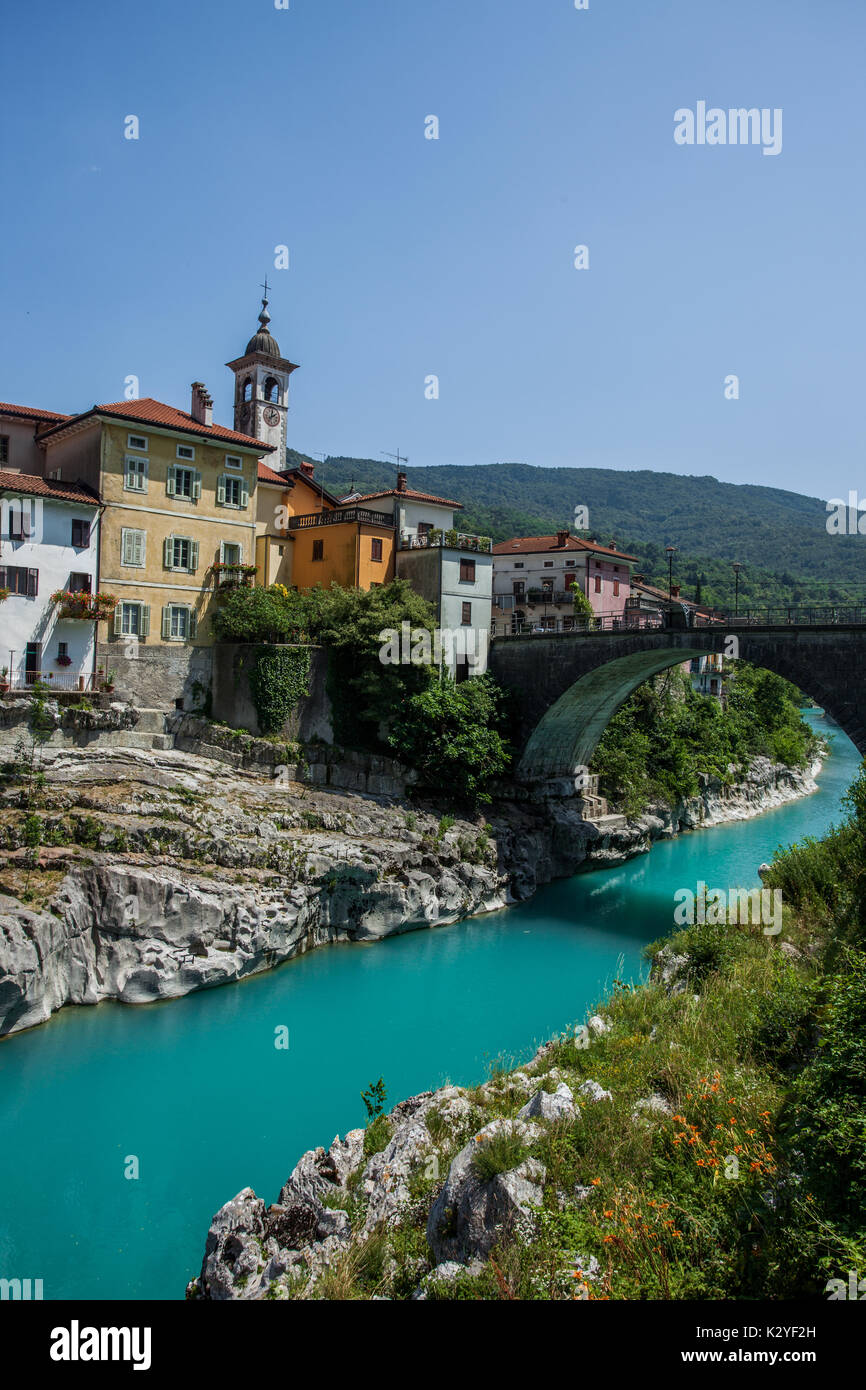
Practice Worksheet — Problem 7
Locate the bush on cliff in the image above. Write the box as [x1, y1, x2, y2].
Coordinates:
[387, 674, 511, 805]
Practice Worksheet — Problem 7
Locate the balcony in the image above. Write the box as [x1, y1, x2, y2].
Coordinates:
[289, 507, 394, 530]
[50, 589, 118, 621]
[401, 529, 492, 553]
[212, 562, 258, 591]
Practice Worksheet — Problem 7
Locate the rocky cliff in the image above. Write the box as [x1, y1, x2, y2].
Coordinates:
[0, 703, 820, 1036]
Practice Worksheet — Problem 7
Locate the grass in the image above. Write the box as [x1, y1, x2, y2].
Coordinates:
[471, 1127, 528, 1182]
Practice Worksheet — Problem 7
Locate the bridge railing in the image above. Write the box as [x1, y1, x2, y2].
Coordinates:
[490, 611, 668, 638]
[730, 607, 866, 627]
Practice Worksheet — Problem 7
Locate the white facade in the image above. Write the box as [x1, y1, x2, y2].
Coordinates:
[0, 488, 100, 689]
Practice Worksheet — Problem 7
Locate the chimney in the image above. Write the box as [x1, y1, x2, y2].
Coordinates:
[190, 381, 213, 427]
[299, 461, 315, 478]
[670, 584, 681, 598]
[632, 573, 645, 585]
[396, 471, 407, 493]
[555, 529, 569, 548]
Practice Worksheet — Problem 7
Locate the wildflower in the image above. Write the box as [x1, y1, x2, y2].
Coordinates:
[591, 1178, 601, 1186]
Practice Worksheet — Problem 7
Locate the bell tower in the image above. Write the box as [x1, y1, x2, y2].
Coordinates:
[226, 284, 300, 467]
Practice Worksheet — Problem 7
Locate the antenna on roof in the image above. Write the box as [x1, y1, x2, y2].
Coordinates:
[382, 450, 408, 486]
[313, 451, 328, 512]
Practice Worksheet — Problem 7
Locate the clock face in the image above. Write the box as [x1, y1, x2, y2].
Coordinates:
[263, 406, 280, 427]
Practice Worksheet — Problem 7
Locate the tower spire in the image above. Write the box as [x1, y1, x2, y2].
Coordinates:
[258, 277, 271, 329]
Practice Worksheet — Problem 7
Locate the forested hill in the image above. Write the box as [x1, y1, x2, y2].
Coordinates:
[286, 450, 866, 611]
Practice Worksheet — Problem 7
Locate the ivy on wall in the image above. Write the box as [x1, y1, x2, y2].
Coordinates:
[248, 646, 312, 737]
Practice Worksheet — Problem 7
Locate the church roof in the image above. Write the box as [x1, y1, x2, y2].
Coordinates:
[38, 399, 275, 451]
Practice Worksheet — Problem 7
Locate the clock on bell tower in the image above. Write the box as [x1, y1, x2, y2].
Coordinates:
[226, 283, 300, 468]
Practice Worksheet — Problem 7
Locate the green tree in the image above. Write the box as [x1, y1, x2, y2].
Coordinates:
[387, 673, 511, 804]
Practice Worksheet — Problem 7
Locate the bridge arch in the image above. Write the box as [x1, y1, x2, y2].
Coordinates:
[486, 626, 866, 784]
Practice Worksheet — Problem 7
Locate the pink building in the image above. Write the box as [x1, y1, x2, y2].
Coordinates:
[491, 531, 638, 631]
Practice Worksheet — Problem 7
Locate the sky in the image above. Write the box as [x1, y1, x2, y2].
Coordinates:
[1, 0, 864, 501]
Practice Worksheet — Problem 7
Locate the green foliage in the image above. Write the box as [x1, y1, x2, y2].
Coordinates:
[471, 1128, 528, 1182]
[591, 663, 816, 816]
[362, 1114, 391, 1159]
[361, 1077, 387, 1121]
[387, 673, 511, 805]
[212, 585, 310, 644]
[248, 646, 311, 737]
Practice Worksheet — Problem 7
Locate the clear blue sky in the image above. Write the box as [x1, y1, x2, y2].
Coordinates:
[2, 0, 863, 500]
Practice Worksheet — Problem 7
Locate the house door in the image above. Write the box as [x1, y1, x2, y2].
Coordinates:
[25, 642, 40, 684]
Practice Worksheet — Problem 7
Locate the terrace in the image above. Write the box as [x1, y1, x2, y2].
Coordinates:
[399, 529, 492, 554]
[289, 507, 394, 530]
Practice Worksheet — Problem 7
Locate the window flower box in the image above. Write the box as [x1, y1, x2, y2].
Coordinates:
[50, 590, 118, 620]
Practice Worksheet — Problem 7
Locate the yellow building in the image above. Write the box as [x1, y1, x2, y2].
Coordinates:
[37, 387, 273, 705]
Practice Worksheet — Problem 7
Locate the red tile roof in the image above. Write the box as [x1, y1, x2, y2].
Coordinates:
[258, 461, 291, 486]
[38, 398, 275, 451]
[0, 402, 71, 423]
[0, 469, 99, 505]
[347, 487, 463, 509]
[492, 534, 638, 562]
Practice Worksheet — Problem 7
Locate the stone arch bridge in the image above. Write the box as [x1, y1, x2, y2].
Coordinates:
[487, 623, 866, 785]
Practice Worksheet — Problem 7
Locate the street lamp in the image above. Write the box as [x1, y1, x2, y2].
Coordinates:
[732, 562, 743, 618]
[665, 545, 676, 602]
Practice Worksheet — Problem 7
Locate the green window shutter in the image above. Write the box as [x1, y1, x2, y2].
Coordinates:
[141, 605, 151, 638]
[140, 460, 149, 491]
[166, 465, 176, 496]
[217, 475, 226, 505]
[219, 540, 226, 564]
[161, 606, 171, 639]
[164, 536, 173, 569]
[189, 540, 199, 572]
[192, 471, 202, 500]
[113, 605, 123, 636]
[135, 531, 145, 566]
[189, 609, 198, 640]
[240, 479, 249, 507]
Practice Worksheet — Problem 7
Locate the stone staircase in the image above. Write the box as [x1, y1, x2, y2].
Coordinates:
[87, 708, 175, 751]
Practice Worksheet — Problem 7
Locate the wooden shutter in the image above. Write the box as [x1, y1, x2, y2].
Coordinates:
[140, 605, 150, 638]
[161, 606, 171, 639]
[189, 540, 199, 572]
[166, 465, 176, 496]
[134, 531, 144, 566]
[189, 610, 197, 640]
[164, 536, 173, 569]
[113, 605, 123, 636]
[240, 479, 249, 507]
[192, 471, 202, 500]
[217, 475, 226, 505]
[27, 568, 38, 597]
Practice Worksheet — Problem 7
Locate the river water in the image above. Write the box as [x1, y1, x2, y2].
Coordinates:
[0, 710, 857, 1300]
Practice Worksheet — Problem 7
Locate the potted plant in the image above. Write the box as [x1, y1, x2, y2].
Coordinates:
[0, 666, 8, 694]
[55, 654, 73, 667]
[100, 668, 117, 693]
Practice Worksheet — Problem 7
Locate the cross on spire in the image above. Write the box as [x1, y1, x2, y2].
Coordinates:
[260, 275, 270, 302]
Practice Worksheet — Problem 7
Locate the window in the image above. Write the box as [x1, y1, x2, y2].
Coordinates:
[613, 580, 620, 597]
[68, 572, 92, 594]
[0, 435, 8, 465]
[417, 522, 433, 537]
[594, 575, 601, 593]
[565, 559, 576, 567]
[0, 565, 37, 596]
[176, 444, 195, 461]
[459, 559, 476, 582]
[224, 454, 243, 471]
[6, 502, 32, 540]
[57, 641, 68, 659]
[127, 434, 148, 451]
[217, 474, 248, 508]
[512, 580, 524, 596]
[121, 528, 145, 567]
[167, 465, 200, 500]
[543, 560, 554, 568]
[114, 602, 151, 638]
[162, 604, 197, 641]
[164, 535, 199, 572]
[71, 518, 90, 548]
[461, 602, 472, 626]
[220, 541, 242, 566]
[371, 537, 383, 563]
[312, 539, 324, 562]
[125, 455, 149, 492]
[513, 562, 524, 569]
[264, 377, 280, 404]
[242, 378, 253, 403]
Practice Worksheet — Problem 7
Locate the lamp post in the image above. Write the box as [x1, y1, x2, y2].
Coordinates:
[732, 562, 743, 618]
[665, 545, 676, 602]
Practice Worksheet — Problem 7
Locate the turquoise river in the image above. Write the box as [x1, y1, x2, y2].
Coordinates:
[0, 711, 857, 1300]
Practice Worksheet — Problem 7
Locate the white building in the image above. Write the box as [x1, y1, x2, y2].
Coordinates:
[344, 472, 493, 678]
[0, 471, 101, 690]
[492, 531, 638, 631]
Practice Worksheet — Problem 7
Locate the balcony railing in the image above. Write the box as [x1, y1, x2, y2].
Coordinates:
[400, 530, 492, 554]
[3, 670, 99, 693]
[289, 507, 394, 530]
[490, 610, 666, 637]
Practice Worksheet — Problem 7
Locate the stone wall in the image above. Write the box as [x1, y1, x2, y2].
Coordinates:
[211, 643, 332, 742]
[97, 641, 213, 713]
